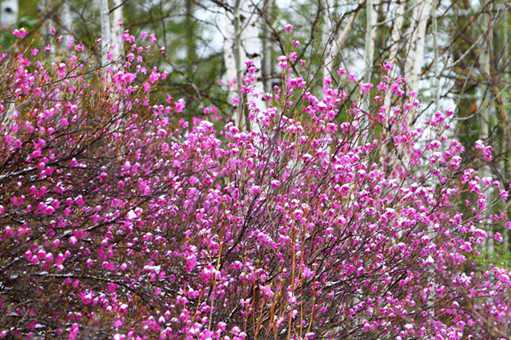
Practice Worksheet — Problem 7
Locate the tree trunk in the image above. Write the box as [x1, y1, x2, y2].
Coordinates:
[62, 0, 73, 48]
[222, 0, 243, 127]
[404, 0, 432, 92]
[363, 0, 377, 114]
[98, 0, 111, 67]
[39, 0, 55, 60]
[222, 0, 263, 131]
[326, 6, 358, 75]
[185, 0, 196, 79]
[364, 0, 376, 84]
[452, 0, 480, 154]
[0, 0, 18, 28]
[480, 3, 493, 257]
[111, 0, 124, 63]
[384, 0, 405, 110]
[261, 0, 273, 93]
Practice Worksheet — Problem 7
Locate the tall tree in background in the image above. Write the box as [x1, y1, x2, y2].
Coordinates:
[384, 0, 405, 109]
[404, 0, 432, 92]
[61, 1, 73, 45]
[261, 0, 273, 93]
[452, 1, 480, 155]
[94, 0, 123, 67]
[0, 0, 18, 28]
[222, 0, 264, 130]
[364, 0, 376, 84]
[111, 0, 124, 62]
[323, 0, 359, 77]
[98, 0, 111, 67]
[222, 0, 243, 126]
[185, 0, 196, 79]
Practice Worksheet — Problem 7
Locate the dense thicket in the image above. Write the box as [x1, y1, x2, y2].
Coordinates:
[0, 30, 510, 339]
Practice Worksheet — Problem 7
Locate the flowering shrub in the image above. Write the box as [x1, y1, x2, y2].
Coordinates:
[0, 31, 510, 339]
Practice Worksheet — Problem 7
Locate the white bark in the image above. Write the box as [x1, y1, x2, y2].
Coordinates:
[222, 0, 264, 131]
[322, 0, 333, 78]
[404, 0, 432, 91]
[362, 0, 377, 114]
[387, 0, 405, 69]
[481, 2, 494, 257]
[222, 20, 237, 89]
[432, 0, 440, 111]
[364, 0, 377, 84]
[41, 0, 56, 60]
[261, 0, 273, 93]
[242, 0, 264, 132]
[384, 0, 405, 110]
[324, 1, 359, 76]
[111, 0, 124, 63]
[0, 0, 18, 28]
[98, 0, 111, 67]
[61, 0, 73, 47]
[2, 0, 21, 121]
[240, 1, 263, 86]
[222, 0, 241, 124]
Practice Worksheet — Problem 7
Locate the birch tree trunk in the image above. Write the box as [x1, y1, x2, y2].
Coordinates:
[241, 0, 264, 132]
[61, 0, 73, 48]
[0, 0, 18, 28]
[38, 0, 56, 60]
[384, 0, 405, 110]
[321, 0, 334, 78]
[363, 0, 377, 111]
[388, 0, 405, 69]
[324, 6, 358, 76]
[482, 8, 494, 258]
[98, 0, 111, 67]
[222, 0, 263, 131]
[432, 0, 440, 112]
[1, 0, 18, 121]
[404, 0, 432, 92]
[222, 0, 242, 126]
[111, 0, 124, 63]
[261, 0, 273, 93]
[364, 0, 376, 80]
[185, 0, 196, 79]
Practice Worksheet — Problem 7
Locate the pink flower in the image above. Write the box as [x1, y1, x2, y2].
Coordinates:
[175, 98, 185, 113]
[12, 28, 28, 39]
[283, 24, 294, 33]
[475, 140, 493, 161]
[495, 232, 503, 243]
[360, 82, 373, 94]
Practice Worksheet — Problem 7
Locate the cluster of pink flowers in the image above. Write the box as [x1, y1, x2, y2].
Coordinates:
[0, 29, 510, 339]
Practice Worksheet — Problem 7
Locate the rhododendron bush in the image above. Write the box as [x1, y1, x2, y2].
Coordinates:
[0, 31, 510, 339]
